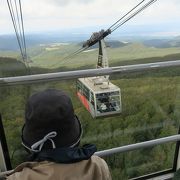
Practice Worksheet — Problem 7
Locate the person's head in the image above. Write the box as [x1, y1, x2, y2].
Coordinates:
[21, 89, 82, 153]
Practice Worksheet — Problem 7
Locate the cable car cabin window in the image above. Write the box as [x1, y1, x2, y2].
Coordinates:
[90, 92, 95, 107]
[96, 91, 121, 114]
[83, 86, 90, 100]
[76, 80, 82, 91]
[77, 80, 90, 100]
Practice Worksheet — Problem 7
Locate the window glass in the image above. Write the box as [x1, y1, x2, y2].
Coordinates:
[96, 92, 121, 113]
[0, 8, 180, 178]
[0, 66, 179, 180]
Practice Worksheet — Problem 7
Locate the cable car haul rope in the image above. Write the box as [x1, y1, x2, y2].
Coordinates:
[7, 0, 27, 62]
[62, 0, 157, 62]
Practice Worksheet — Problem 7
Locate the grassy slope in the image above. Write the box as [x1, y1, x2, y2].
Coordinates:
[0, 51, 19, 58]
[28, 42, 180, 69]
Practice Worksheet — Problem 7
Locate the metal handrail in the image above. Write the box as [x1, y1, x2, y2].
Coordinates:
[0, 60, 180, 85]
[1, 134, 180, 177]
[95, 134, 180, 157]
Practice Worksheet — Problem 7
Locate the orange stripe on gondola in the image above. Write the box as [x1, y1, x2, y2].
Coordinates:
[77, 92, 90, 112]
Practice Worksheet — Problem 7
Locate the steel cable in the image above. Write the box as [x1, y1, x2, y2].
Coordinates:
[49, 46, 89, 69]
[19, 0, 27, 61]
[7, 0, 24, 59]
[7, 0, 27, 61]
[7, 0, 31, 74]
[111, 0, 157, 32]
[57, 0, 158, 65]
[108, 0, 146, 30]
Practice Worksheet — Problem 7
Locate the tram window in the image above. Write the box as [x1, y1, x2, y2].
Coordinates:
[109, 91, 119, 96]
[77, 81, 90, 99]
[1, 0, 180, 178]
[109, 96, 121, 109]
[0, 69, 179, 180]
[76, 81, 81, 91]
[0, 46, 178, 179]
[90, 92, 95, 107]
[83, 86, 90, 99]
[96, 92, 121, 113]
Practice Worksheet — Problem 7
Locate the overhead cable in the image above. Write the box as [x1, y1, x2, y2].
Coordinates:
[108, 0, 146, 30]
[7, 0, 28, 63]
[49, 46, 90, 68]
[59, 0, 158, 64]
[19, 0, 27, 60]
[7, 0, 24, 59]
[111, 0, 157, 32]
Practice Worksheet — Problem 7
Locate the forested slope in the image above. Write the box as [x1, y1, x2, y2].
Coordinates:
[0, 55, 179, 179]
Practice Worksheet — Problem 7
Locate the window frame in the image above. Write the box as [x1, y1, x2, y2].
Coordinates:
[0, 114, 12, 171]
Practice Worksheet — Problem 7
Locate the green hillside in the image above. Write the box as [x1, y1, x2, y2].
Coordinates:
[1, 70, 179, 179]
[0, 43, 180, 179]
[28, 42, 180, 69]
[0, 57, 28, 77]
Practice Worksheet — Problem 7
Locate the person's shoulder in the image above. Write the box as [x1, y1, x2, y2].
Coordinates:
[90, 155, 112, 180]
[6, 161, 53, 180]
[91, 155, 107, 166]
[90, 155, 110, 172]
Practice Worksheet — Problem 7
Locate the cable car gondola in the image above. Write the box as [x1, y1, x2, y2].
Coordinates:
[76, 37, 122, 118]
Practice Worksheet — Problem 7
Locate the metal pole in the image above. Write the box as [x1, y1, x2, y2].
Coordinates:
[95, 134, 180, 157]
[0, 60, 180, 85]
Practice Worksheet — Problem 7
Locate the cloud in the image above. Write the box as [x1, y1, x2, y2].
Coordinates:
[44, 0, 94, 6]
[1, 0, 180, 34]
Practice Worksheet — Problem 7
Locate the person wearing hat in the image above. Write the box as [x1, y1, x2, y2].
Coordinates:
[6, 89, 111, 180]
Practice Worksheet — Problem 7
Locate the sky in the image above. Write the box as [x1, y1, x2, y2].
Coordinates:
[0, 0, 180, 36]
